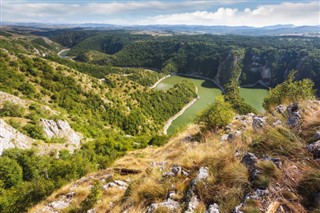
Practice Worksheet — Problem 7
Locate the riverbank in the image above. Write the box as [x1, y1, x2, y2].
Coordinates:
[57, 49, 70, 58]
[163, 86, 199, 135]
[150, 75, 171, 89]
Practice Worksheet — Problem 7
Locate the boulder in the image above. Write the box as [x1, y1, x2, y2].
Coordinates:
[306, 140, 320, 159]
[40, 119, 81, 146]
[163, 164, 189, 177]
[286, 103, 301, 128]
[206, 203, 220, 213]
[241, 153, 259, 181]
[0, 119, 33, 155]
[313, 132, 320, 142]
[252, 116, 266, 132]
[275, 105, 286, 114]
[146, 198, 180, 213]
[196, 167, 209, 181]
[185, 196, 200, 213]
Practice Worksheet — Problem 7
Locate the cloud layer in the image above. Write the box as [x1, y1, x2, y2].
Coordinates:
[2, 1, 319, 26]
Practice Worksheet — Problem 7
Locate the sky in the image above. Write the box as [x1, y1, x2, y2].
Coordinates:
[1, 0, 319, 27]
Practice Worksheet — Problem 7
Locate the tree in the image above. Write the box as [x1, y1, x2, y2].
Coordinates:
[196, 96, 235, 131]
[263, 71, 315, 111]
[0, 157, 23, 188]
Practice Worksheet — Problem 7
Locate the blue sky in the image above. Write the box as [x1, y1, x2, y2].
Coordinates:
[1, 0, 319, 26]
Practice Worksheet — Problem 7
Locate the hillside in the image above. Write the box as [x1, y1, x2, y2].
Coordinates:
[41, 30, 320, 94]
[31, 99, 320, 213]
[0, 29, 319, 213]
[0, 33, 197, 212]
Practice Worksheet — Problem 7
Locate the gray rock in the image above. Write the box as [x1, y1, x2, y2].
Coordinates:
[163, 165, 189, 177]
[206, 203, 220, 213]
[146, 198, 180, 213]
[87, 209, 96, 213]
[241, 153, 259, 181]
[275, 105, 286, 114]
[0, 119, 33, 155]
[272, 120, 282, 127]
[221, 134, 229, 141]
[41, 119, 81, 146]
[196, 167, 209, 181]
[184, 195, 200, 213]
[49, 200, 70, 210]
[287, 103, 301, 128]
[313, 132, 320, 142]
[252, 116, 266, 132]
[306, 140, 320, 159]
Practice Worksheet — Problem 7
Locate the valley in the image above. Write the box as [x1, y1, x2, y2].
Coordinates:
[0, 26, 319, 213]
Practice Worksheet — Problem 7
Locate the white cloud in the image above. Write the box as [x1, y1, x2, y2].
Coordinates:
[2, 1, 319, 26]
[139, 2, 320, 26]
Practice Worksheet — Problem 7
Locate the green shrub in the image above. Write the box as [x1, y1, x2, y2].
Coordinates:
[196, 95, 235, 131]
[0, 101, 25, 117]
[79, 182, 102, 211]
[148, 135, 168, 146]
[0, 157, 23, 188]
[263, 71, 315, 111]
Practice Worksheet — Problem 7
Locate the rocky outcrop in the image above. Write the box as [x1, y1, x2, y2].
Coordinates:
[0, 119, 33, 155]
[307, 140, 320, 159]
[286, 103, 301, 128]
[40, 119, 81, 146]
[252, 116, 266, 132]
[0, 91, 29, 107]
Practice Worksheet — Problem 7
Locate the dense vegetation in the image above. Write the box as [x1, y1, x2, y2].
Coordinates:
[0, 34, 197, 212]
[263, 72, 316, 110]
[41, 30, 320, 95]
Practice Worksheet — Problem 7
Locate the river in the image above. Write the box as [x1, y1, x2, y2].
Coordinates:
[156, 75, 268, 135]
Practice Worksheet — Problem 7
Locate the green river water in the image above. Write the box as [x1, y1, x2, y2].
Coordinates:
[156, 75, 268, 135]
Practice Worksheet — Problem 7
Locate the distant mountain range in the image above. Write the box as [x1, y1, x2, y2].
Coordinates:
[2, 22, 320, 36]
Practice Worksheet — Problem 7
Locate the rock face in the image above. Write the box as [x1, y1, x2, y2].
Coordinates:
[146, 198, 180, 213]
[40, 119, 81, 146]
[0, 119, 33, 155]
[0, 91, 29, 107]
[206, 203, 220, 213]
[287, 103, 301, 128]
[252, 116, 266, 132]
[306, 140, 320, 159]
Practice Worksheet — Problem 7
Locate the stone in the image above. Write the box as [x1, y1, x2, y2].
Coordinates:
[252, 116, 266, 132]
[66, 192, 75, 199]
[275, 105, 286, 114]
[286, 103, 301, 128]
[146, 198, 180, 213]
[40, 119, 81, 146]
[241, 153, 259, 181]
[196, 167, 209, 181]
[313, 132, 320, 142]
[306, 140, 320, 159]
[49, 200, 70, 210]
[221, 134, 229, 141]
[206, 203, 220, 213]
[272, 120, 282, 127]
[87, 209, 96, 213]
[0, 119, 33, 155]
[185, 196, 199, 213]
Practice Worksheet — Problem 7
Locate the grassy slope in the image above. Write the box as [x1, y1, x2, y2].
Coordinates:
[30, 100, 320, 213]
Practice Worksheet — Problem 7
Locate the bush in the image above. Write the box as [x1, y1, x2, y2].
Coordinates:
[263, 71, 315, 111]
[196, 95, 235, 131]
[0, 101, 25, 117]
[79, 182, 102, 212]
[0, 157, 23, 188]
[148, 135, 168, 146]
